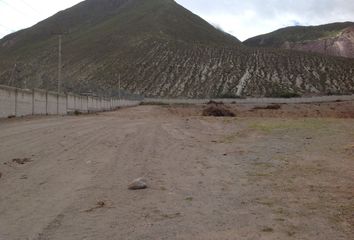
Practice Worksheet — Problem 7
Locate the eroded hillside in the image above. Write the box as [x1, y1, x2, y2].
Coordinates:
[0, 0, 353, 98]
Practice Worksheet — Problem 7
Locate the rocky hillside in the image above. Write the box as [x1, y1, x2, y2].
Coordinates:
[0, 0, 354, 98]
[244, 22, 354, 59]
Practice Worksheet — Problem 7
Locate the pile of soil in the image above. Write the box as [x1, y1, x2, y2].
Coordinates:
[253, 104, 281, 110]
[202, 105, 235, 117]
[207, 100, 224, 105]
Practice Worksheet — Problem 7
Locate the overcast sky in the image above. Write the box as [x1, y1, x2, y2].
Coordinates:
[0, 0, 354, 41]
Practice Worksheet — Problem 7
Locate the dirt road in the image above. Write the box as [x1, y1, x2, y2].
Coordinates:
[0, 106, 353, 240]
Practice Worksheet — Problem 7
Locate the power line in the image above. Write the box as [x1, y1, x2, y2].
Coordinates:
[0, 23, 14, 32]
[17, 0, 42, 15]
[0, 0, 36, 18]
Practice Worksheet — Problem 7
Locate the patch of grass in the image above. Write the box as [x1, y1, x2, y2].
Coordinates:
[253, 162, 274, 168]
[254, 198, 275, 207]
[247, 172, 272, 177]
[161, 212, 181, 219]
[272, 155, 290, 163]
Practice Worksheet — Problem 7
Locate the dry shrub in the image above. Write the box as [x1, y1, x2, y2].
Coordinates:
[253, 104, 281, 110]
[207, 100, 224, 105]
[203, 105, 235, 117]
[12, 158, 32, 165]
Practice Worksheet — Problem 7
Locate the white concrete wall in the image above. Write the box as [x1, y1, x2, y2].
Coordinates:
[0, 85, 16, 118]
[88, 97, 100, 112]
[82, 96, 88, 112]
[0, 85, 141, 119]
[33, 90, 47, 115]
[16, 89, 33, 117]
[67, 94, 76, 111]
[47, 92, 58, 115]
[58, 94, 67, 115]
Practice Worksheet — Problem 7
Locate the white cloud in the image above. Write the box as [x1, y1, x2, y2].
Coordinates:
[176, 0, 354, 41]
[0, 0, 82, 38]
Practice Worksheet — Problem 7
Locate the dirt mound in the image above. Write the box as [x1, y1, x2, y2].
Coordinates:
[253, 104, 281, 110]
[202, 105, 235, 117]
[207, 100, 224, 105]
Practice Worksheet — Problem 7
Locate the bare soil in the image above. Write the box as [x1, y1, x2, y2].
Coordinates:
[0, 103, 353, 240]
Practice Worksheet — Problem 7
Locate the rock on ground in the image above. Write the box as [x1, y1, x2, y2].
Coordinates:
[128, 178, 147, 190]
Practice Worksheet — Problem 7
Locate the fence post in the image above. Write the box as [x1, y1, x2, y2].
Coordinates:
[32, 89, 35, 115]
[45, 91, 48, 115]
[57, 93, 59, 115]
[14, 88, 18, 117]
[74, 94, 77, 110]
[66, 93, 69, 114]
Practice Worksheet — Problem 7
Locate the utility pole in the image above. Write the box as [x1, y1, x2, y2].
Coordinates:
[118, 74, 121, 100]
[58, 34, 62, 93]
[8, 63, 17, 86]
[57, 35, 62, 115]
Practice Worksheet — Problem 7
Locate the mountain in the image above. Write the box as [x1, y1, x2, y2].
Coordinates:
[0, 0, 354, 98]
[244, 22, 354, 59]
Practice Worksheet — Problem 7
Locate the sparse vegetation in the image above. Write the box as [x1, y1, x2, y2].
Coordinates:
[261, 227, 274, 233]
[140, 102, 170, 106]
[74, 110, 82, 116]
[206, 100, 224, 105]
[245, 22, 353, 47]
[185, 197, 193, 201]
[267, 91, 301, 98]
[217, 93, 244, 99]
[12, 158, 32, 165]
[253, 104, 281, 110]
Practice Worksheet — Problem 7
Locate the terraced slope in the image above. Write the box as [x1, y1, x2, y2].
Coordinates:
[120, 42, 354, 97]
[244, 22, 354, 59]
[0, 0, 353, 97]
